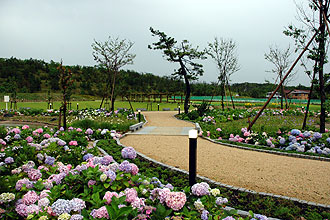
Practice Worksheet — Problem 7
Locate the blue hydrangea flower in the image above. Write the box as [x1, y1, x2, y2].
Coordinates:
[291, 129, 301, 136]
[45, 156, 55, 165]
[288, 135, 296, 142]
[279, 138, 286, 145]
[326, 137, 330, 144]
[303, 131, 311, 138]
[201, 210, 209, 220]
[83, 153, 94, 161]
[313, 132, 322, 139]
[51, 199, 72, 215]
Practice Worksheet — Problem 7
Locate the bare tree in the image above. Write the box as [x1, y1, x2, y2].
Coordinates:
[207, 37, 240, 110]
[265, 45, 295, 109]
[92, 37, 136, 111]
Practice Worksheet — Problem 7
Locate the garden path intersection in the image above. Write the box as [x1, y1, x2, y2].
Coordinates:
[120, 111, 330, 205]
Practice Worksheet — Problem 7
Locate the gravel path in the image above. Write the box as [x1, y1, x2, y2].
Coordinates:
[120, 111, 330, 205]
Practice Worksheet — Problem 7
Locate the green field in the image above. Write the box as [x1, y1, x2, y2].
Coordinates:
[0, 100, 185, 111]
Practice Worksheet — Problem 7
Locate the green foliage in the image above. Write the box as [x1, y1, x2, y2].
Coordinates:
[193, 100, 209, 117]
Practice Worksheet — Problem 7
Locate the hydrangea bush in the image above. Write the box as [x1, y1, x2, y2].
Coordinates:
[181, 108, 330, 156]
[0, 125, 269, 219]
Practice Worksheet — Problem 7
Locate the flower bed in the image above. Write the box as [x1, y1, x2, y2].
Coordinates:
[99, 139, 330, 220]
[178, 109, 330, 157]
[0, 125, 272, 220]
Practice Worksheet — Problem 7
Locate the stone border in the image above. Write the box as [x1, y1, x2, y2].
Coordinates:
[174, 115, 330, 162]
[116, 134, 330, 212]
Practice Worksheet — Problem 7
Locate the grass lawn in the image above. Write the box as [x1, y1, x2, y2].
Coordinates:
[0, 101, 186, 111]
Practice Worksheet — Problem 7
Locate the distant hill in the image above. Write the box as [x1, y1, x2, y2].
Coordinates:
[0, 57, 319, 99]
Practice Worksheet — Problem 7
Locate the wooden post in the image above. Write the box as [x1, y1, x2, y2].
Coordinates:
[248, 29, 319, 131]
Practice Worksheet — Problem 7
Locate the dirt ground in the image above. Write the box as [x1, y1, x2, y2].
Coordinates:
[121, 111, 330, 205]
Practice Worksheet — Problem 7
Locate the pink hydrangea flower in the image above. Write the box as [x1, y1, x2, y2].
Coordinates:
[69, 141, 78, 146]
[121, 188, 138, 203]
[76, 128, 82, 132]
[165, 192, 186, 211]
[216, 128, 222, 132]
[22, 191, 39, 205]
[26, 136, 33, 143]
[43, 133, 51, 139]
[90, 206, 109, 219]
[36, 128, 43, 134]
[130, 163, 139, 175]
[27, 169, 42, 181]
[22, 125, 29, 130]
[11, 128, 21, 134]
[103, 191, 119, 204]
[244, 131, 250, 137]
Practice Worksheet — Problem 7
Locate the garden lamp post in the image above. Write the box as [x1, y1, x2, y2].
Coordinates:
[138, 110, 141, 122]
[178, 106, 180, 114]
[189, 129, 198, 186]
[158, 104, 159, 111]
[77, 103, 79, 110]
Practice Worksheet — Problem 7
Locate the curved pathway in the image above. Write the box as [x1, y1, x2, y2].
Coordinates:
[120, 111, 330, 205]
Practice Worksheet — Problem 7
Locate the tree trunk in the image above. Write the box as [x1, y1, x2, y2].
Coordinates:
[183, 73, 191, 114]
[302, 62, 317, 130]
[111, 95, 116, 112]
[221, 84, 225, 110]
[319, 4, 326, 133]
[110, 71, 118, 112]
[99, 95, 105, 109]
[227, 80, 235, 109]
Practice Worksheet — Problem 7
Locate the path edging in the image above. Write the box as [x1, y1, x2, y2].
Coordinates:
[174, 115, 330, 162]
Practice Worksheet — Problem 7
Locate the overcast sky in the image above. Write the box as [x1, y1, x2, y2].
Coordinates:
[1, 0, 317, 86]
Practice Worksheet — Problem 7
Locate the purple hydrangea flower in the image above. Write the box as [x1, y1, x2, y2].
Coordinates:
[119, 160, 132, 173]
[279, 138, 286, 145]
[16, 178, 34, 191]
[14, 134, 21, 139]
[303, 131, 311, 138]
[4, 157, 14, 164]
[121, 147, 137, 159]
[45, 156, 55, 165]
[83, 153, 94, 161]
[327, 137, 330, 144]
[101, 155, 114, 165]
[191, 182, 210, 196]
[313, 132, 322, 139]
[216, 197, 228, 205]
[57, 140, 66, 146]
[254, 214, 269, 220]
[70, 214, 84, 220]
[201, 210, 209, 220]
[85, 128, 93, 135]
[104, 170, 116, 183]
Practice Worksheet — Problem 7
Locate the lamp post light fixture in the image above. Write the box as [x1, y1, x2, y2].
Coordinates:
[189, 129, 198, 186]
